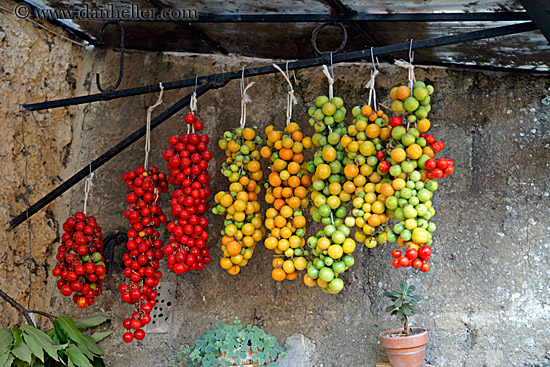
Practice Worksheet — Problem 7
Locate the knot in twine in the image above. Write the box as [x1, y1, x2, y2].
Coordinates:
[273, 64, 298, 125]
[240, 81, 255, 129]
[365, 69, 379, 110]
[190, 74, 199, 117]
[394, 59, 416, 93]
[144, 82, 164, 171]
[322, 65, 334, 100]
[83, 168, 94, 215]
[190, 91, 198, 116]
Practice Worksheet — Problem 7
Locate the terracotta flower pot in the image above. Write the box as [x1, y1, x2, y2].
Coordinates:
[379, 328, 428, 367]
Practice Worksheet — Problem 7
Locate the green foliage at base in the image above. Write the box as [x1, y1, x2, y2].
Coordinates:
[0, 316, 113, 367]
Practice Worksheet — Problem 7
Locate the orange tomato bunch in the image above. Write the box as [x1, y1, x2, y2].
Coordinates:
[213, 127, 265, 275]
[260, 122, 313, 282]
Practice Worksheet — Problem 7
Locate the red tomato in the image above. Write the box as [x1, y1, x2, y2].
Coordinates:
[425, 159, 436, 170]
[405, 248, 418, 260]
[418, 246, 432, 260]
[390, 116, 403, 127]
[399, 256, 410, 267]
[436, 158, 448, 169]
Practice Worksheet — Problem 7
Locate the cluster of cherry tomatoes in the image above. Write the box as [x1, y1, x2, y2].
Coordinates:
[53, 212, 106, 309]
[120, 164, 168, 343]
[162, 113, 212, 274]
[391, 245, 432, 272]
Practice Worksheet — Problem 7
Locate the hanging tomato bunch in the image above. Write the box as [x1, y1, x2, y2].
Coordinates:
[303, 94, 359, 294]
[53, 212, 105, 309]
[345, 80, 454, 272]
[119, 164, 168, 343]
[261, 122, 313, 282]
[213, 126, 264, 275]
[162, 113, 213, 274]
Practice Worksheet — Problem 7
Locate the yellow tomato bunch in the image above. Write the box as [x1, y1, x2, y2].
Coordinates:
[213, 127, 265, 274]
[260, 122, 313, 282]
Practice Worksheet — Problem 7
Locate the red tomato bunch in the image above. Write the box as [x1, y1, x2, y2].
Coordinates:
[162, 113, 212, 275]
[120, 164, 168, 343]
[53, 212, 105, 309]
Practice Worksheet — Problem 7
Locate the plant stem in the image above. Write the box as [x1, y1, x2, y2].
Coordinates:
[0, 287, 36, 327]
[404, 315, 409, 336]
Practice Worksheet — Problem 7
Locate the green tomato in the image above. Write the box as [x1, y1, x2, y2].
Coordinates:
[342, 255, 355, 267]
[329, 278, 344, 292]
[319, 267, 335, 282]
[316, 95, 329, 108]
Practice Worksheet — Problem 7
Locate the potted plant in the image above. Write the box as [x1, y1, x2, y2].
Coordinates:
[173, 317, 286, 367]
[380, 281, 428, 367]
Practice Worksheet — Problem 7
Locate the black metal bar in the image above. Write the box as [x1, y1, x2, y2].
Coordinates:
[11, 21, 538, 229]
[519, 0, 550, 43]
[192, 12, 531, 23]
[23, 21, 537, 112]
[9, 81, 222, 230]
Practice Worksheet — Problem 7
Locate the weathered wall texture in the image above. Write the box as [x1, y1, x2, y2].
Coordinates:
[2, 12, 550, 367]
[0, 2, 82, 327]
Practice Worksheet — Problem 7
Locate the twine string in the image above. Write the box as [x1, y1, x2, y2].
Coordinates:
[83, 162, 94, 215]
[322, 65, 334, 101]
[273, 63, 297, 125]
[394, 39, 416, 95]
[240, 67, 255, 129]
[190, 74, 198, 116]
[366, 47, 380, 110]
[144, 82, 164, 171]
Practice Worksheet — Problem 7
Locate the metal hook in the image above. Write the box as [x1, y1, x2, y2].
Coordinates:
[96, 21, 125, 93]
[409, 38, 414, 63]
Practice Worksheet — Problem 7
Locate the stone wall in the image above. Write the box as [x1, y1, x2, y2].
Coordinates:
[0, 1, 82, 328]
[1, 12, 550, 367]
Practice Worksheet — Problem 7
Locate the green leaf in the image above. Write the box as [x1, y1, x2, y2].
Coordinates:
[55, 317, 82, 343]
[215, 322, 224, 329]
[384, 305, 396, 313]
[66, 345, 92, 367]
[11, 341, 32, 363]
[74, 317, 109, 330]
[22, 330, 44, 362]
[399, 281, 405, 292]
[402, 306, 412, 316]
[394, 298, 402, 308]
[383, 291, 394, 298]
[0, 329, 13, 353]
[68, 359, 75, 367]
[92, 357, 105, 367]
[90, 331, 113, 343]
[80, 336, 103, 357]
[20, 324, 60, 361]
[21, 325, 53, 346]
[407, 285, 416, 294]
[0, 351, 15, 367]
[12, 327, 23, 347]
[411, 294, 421, 302]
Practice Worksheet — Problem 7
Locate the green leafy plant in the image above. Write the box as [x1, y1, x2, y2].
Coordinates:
[0, 315, 113, 367]
[384, 281, 421, 335]
[173, 317, 286, 367]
